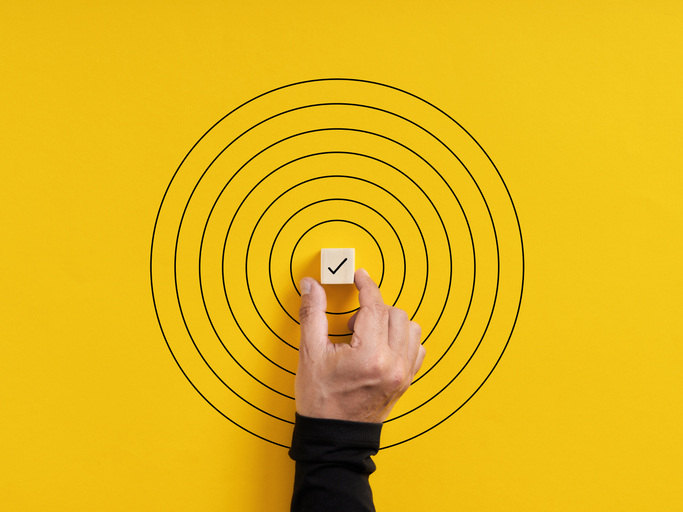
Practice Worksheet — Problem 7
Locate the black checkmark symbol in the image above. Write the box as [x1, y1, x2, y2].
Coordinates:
[328, 257, 348, 275]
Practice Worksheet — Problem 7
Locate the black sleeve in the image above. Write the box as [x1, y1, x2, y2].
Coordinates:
[289, 413, 382, 512]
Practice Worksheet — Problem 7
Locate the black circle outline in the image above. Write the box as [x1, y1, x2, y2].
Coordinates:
[150, 78, 525, 449]
[286, 218, 389, 314]
[273, 211, 392, 318]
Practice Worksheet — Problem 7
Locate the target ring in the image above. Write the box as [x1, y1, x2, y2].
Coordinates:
[150, 78, 525, 448]
[284, 214, 391, 314]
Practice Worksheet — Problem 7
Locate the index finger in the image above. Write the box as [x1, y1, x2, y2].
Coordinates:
[350, 268, 388, 348]
[354, 268, 384, 308]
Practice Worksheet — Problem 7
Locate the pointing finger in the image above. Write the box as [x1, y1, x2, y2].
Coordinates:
[351, 268, 388, 348]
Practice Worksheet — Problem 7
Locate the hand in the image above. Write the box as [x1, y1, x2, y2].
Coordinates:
[295, 268, 426, 423]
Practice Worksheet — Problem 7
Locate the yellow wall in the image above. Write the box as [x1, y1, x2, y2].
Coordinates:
[2, 2, 681, 510]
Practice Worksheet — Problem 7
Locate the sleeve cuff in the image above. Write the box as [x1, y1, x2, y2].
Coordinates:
[289, 413, 382, 471]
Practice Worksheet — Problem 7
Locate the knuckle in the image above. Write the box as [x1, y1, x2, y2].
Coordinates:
[388, 367, 406, 390]
[366, 353, 388, 376]
[375, 358, 407, 389]
[410, 320, 422, 338]
[361, 352, 412, 394]
[369, 302, 389, 323]
[392, 307, 409, 322]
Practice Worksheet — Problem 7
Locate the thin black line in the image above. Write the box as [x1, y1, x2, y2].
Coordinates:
[284, 212, 390, 316]
[277, 213, 390, 318]
[285, 213, 389, 312]
[279, 217, 389, 335]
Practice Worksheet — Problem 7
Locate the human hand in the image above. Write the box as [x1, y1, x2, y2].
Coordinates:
[295, 268, 426, 423]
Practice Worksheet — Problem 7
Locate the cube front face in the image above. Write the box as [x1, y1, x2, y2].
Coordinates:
[320, 248, 355, 284]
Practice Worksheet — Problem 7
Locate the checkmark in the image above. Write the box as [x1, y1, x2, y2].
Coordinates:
[328, 257, 348, 275]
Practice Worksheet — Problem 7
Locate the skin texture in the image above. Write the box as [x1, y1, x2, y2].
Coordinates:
[295, 268, 426, 423]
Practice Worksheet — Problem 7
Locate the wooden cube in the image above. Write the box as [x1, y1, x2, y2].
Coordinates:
[320, 248, 355, 284]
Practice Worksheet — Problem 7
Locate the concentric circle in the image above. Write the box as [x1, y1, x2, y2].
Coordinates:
[150, 78, 525, 448]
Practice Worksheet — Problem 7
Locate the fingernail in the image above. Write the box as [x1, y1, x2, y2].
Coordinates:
[300, 279, 311, 295]
[357, 268, 369, 277]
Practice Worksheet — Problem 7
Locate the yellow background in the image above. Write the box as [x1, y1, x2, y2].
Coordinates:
[2, 1, 682, 510]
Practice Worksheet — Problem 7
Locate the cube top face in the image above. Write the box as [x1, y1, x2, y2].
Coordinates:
[320, 248, 355, 284]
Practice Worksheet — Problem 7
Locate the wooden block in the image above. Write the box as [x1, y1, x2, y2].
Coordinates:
[320, 248, 355, 284]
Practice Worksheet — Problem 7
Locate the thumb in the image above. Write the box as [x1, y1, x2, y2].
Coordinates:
[299, 277, 329, 353]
